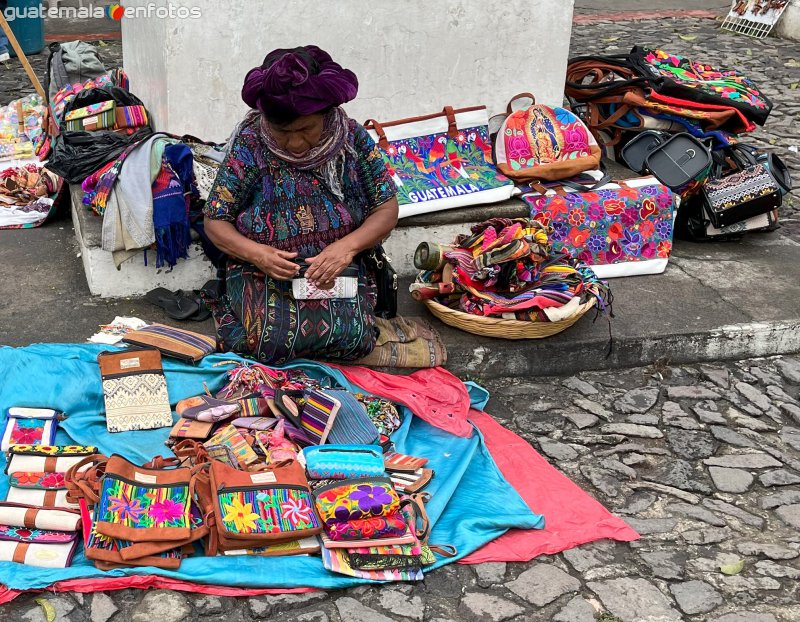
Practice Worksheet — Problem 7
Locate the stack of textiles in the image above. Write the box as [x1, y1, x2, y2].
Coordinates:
[0, 408, 93, 568]
[304, 444, 440, 580]
[0, 163, 62, 229]
[412, 218, 611, 322]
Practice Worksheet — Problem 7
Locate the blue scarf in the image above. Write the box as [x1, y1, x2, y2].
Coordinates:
[152, 143, 193, 268]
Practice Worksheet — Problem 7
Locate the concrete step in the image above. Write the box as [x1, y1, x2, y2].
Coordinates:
[71, 186, 216, 297]
[401, 230, 800, 378]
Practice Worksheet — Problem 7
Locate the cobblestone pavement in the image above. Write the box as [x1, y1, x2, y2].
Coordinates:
[4, 354, 800, 621]
[2, 16, 800, 622]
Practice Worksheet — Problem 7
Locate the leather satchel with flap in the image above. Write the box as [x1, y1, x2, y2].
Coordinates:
[208, 458, 321, 553]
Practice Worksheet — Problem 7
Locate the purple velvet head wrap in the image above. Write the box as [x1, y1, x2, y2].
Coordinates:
[241, 45, 359, 120]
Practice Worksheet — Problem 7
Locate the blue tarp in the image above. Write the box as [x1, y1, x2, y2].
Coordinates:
[0, 344, 543, 591]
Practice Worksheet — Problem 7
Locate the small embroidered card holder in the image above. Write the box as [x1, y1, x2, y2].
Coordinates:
[204, 424, 259, 469]
[1, 408, 60, 452]
[98, 349, 173, 433]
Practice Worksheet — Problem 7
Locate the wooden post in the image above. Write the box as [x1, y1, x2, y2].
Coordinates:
[0, 13, 46, 100]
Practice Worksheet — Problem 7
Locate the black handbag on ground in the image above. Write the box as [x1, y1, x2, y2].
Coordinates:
[702, 149, 783, 229]
[360, 245, 398, 320]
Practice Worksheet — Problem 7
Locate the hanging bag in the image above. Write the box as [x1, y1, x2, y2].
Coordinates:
[364, 106, 516, 218]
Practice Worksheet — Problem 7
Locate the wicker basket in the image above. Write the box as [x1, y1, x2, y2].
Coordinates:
[422, 298, 596, 339]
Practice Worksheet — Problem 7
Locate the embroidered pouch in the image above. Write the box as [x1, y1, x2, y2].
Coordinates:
[0, 502, 81, 532]
[302, 445, 385, 481]
[318, 520, 417, 548]
[95, 454, 193, 542]
[324, 390, 381, 446]
[176, 395, 240, 422]
[122, 323, 216, 363]
[64, 100, 116, 132]
[300, 389, 340, 444]
[5, 447, 95, 477]
[313, 477, 402, 541]
[204, 424, 259, 469]
[0, 537, 80, 568]
[209, 458, 321, 548]
[1, 407, 60, 452]
[9, 471, 66, 489]
[98, 349, 172, 433]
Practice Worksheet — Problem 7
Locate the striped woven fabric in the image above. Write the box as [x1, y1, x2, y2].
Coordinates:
[122, 324, 216, 363]
[300, 390, 339, 443]
[114, 105, 149, 129]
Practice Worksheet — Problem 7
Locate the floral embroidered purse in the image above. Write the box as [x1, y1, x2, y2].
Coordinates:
[6, 446, 98, 509]
[313, 477, 406, 542]
[94, 454, 194, 542]
[523, 175, 677, 279]
[1, 408, 61, 451]
[208, 458, 321, 553]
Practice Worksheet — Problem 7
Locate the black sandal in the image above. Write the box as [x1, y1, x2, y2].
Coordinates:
[144, 288, 200, 321]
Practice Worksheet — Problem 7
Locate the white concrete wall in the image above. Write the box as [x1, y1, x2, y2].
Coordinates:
[776, 0, 800, 42]
[122, 0, 576, 142]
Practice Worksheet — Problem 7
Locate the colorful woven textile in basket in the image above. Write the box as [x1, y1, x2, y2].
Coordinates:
[415, 218, 611, 322]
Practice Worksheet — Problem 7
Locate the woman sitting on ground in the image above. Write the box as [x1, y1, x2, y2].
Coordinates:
[203, 46, 398, 364]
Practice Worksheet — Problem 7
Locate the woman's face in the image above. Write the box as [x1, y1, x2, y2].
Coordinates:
[267, 113, 325, 157]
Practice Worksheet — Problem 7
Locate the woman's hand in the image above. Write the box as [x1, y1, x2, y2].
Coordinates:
[304, 240, 355, 288]
[252, 245, 300, 281]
